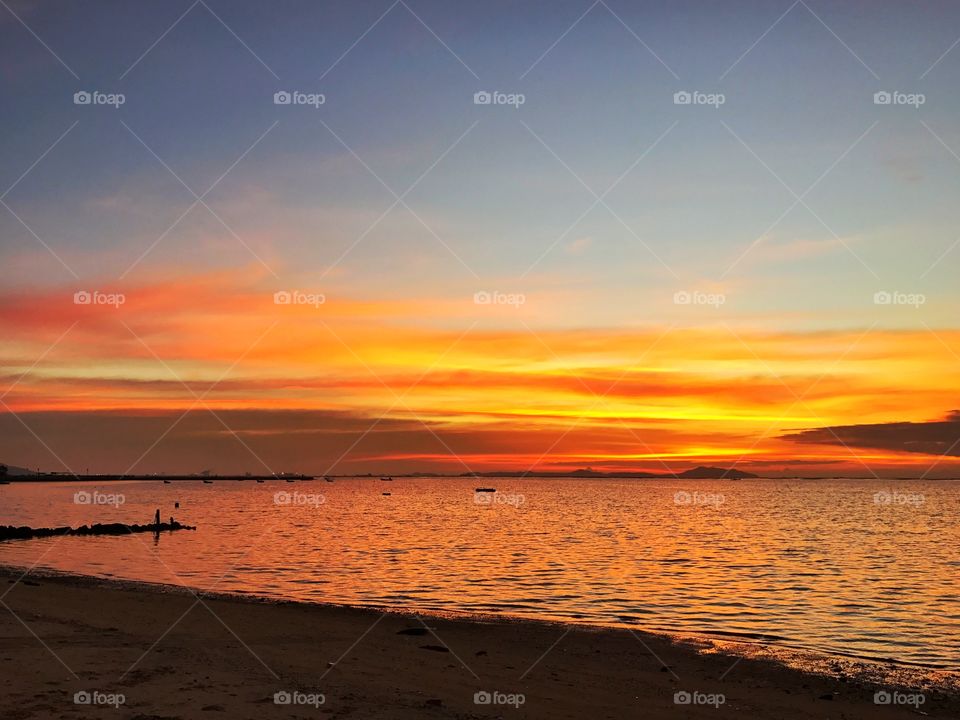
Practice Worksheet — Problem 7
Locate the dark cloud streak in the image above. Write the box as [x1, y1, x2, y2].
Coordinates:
[781, 410, 960, 457]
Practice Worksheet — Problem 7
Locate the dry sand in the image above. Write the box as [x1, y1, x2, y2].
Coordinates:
[1, 565, 956, 719]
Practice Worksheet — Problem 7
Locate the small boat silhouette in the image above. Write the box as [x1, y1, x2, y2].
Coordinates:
[202, 479, 213, 484]
[255, 479, 265, 483]
[163, 480, 172, 484]
[286, 478, 296, 483]
[380, 477, 393, 481]
[475, 487, 496, 493]
[382, 492, 391, 496]
[324, 476, 333, 483]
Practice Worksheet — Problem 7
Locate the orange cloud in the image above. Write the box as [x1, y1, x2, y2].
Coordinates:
[2, 268, 960, 475]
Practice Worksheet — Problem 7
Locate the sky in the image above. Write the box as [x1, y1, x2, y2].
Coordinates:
[1, 0, 960, 477]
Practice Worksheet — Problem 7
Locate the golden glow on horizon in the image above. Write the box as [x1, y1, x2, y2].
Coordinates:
[2, 269, 959, 474]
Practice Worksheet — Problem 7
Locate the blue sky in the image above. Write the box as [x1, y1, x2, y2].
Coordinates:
[3, 0, 960, 329]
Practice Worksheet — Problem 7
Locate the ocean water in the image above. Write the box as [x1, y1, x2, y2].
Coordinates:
[1, 477, 958, 669]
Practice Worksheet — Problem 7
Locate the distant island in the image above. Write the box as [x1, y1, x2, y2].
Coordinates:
[1, 463, 756, 482]
[0, 464, 313, 483]
[457, 466, 759, 480]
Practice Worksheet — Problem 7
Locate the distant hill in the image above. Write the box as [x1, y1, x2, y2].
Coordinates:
[675, 466, 758, 479]
[461, 466, 757, 479]
[0, 463, 34, 476]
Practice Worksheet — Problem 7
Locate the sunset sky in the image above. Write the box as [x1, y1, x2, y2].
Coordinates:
[2, 0, 960, 477]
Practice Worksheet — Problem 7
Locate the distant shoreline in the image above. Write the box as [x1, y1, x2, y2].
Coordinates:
[2, 473, 957, 482]
[0, 473, 315, 483]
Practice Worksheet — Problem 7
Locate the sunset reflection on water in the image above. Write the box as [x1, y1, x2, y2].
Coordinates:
[1, 477, 957, 668]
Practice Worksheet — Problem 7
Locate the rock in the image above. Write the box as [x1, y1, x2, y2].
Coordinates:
[0, 521, 196, 542]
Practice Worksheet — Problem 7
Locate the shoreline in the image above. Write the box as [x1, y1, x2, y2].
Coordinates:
[2, 565, 957, 718]
[5, 562, 955, 675]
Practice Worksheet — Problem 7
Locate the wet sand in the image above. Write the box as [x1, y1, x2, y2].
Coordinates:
[1, 565, 957, 719]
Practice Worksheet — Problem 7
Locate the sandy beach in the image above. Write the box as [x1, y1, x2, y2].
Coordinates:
[1, 566, 956, 719]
